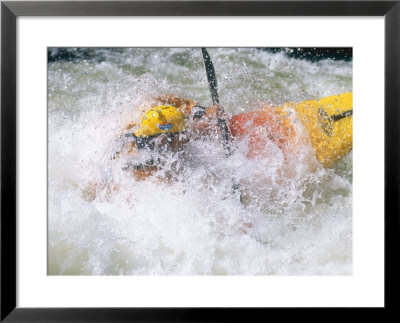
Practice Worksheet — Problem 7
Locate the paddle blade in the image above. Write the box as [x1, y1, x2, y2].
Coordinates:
[201, 48, 219, 106]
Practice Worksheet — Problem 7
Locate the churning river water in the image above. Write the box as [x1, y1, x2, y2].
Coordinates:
[48, 48, 352, 275]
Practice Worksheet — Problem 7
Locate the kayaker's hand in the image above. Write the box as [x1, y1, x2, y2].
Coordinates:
[209, 105, 230, 121]
[204, 105, 219, 118]
[240, 222, 253, 234]
[82, 182, 99, 202]
[191, 105, 226, 136]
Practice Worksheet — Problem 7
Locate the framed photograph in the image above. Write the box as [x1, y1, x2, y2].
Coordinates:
[1, 0, 398, 321]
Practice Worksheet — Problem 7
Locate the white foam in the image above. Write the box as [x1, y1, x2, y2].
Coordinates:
[48, 48, 352, 275]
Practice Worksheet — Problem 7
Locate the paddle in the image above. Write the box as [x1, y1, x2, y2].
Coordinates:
[201, 48, 240, 193]
[201, 48, 232, 158]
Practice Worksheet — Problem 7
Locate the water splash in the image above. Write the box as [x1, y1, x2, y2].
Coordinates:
[48, 48, 352, 275]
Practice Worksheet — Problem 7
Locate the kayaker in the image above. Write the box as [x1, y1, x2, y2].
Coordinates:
[115, 94, 297, 181]
[81, 95, 226, 201]
[82, 92, 352, 204]
[115, 95, 228, 181]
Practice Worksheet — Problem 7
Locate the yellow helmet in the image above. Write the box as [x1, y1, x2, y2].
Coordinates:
[134, 105, 188, 138]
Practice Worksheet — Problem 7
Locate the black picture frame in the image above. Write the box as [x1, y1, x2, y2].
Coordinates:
[1, 1, 399, 321]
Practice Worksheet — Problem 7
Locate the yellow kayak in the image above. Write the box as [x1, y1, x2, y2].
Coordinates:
[231, 92, 353, 167]
[290, 92, 353, 167]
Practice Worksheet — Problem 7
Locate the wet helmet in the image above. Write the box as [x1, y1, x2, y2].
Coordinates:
[134, 105, 188, 137]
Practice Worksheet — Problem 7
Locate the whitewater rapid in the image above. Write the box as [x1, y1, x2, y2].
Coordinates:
[48, 48, 352, 275]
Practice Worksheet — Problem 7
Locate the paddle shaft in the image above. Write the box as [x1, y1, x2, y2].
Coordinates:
[201, 48, 232, 158]
[201, 48, 240, 195]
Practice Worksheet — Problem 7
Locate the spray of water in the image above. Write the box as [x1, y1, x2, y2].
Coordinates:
[48, 48, 352, 275]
